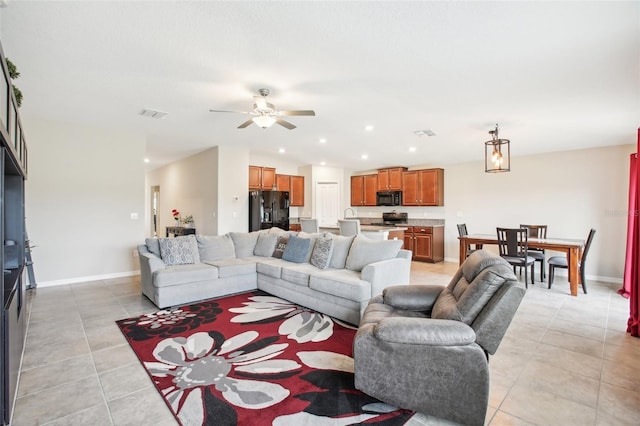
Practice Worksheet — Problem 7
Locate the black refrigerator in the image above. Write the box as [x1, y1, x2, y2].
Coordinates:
[249, 190, 290, 231]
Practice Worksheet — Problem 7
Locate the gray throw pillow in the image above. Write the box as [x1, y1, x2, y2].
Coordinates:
[345, 236, 403, 272]
[282, 235, 311, 263]
[254, 233, 278, 257]
[272, 235, 289, 258]
[310, 237, 334, 270]
[297, 231, 324, 263]
[229, 232, 259, 258]
[158, 235, 200, 266]
[145, 238, 161, 257]
[196, 234, 235, 261]
[329, 234, 356, 269]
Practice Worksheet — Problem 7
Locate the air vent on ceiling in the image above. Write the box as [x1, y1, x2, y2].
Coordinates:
[139, 108, 168, 119]
[414, 129, 436, 137]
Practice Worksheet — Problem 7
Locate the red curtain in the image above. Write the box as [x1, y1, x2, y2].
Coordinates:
[620, 128, 640, 337]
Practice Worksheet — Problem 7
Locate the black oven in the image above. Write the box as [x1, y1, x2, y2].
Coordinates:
[376, 191, 402, 206]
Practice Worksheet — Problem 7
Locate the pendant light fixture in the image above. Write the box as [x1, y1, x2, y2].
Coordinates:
[484, 124, 511, 173]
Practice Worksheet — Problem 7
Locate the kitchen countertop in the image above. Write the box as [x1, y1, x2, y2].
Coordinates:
[291, 217, 445, 227]
[319, 225, 408, 232]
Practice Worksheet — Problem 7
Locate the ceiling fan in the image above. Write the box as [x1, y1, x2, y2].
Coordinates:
[209, 88, 315, 130]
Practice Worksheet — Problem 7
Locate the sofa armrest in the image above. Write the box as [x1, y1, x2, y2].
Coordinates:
[382, 285, 443, 312]
[374, 317, 476, 346]
[138, 245, 166, 273]
[361, 257, 411, 298]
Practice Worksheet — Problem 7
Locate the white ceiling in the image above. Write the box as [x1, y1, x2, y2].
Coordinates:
[1, 1, 638, 171]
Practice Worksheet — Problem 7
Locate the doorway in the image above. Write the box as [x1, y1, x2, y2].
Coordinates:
[151, 185, 160, 237]
[315, 182, 340, 227]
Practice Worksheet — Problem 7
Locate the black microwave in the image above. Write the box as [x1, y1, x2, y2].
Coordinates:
[376, 191, 402, 206]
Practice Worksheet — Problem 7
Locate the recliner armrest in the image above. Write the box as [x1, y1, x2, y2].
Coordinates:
[373, 317, 476, 346]
[383, 285, 444, 312]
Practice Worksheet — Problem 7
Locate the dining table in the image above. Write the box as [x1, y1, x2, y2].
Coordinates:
[459, 234, 586, 296]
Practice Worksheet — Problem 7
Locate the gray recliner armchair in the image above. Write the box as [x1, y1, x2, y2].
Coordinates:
[354, 250, 525, 426]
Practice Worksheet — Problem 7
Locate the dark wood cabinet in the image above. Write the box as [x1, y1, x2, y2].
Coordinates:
[404, 226, 444, 263]
[351, 174, 377, 206]
[0, 42, 28, 426]
[249, 166, 276, 190]
[402, 168, 444, 206]
[289, 223, 301, 232]
[377, 167, 406, 191]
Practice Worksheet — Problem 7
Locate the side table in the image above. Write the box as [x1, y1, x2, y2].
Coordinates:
[166, 226, 196, 237]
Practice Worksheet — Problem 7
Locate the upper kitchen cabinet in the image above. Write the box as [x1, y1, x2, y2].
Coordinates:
[249, 166, 276, 190]
[276, 174, 304, 206]
[402, 168, 444, 206]
[351, 174, 378, 206]
[275, 174, 290, 192]
[290, 175, 304, 206]
[377, 167, 407, 191]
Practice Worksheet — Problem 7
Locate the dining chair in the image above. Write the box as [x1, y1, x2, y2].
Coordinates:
[497, 227, 535, 288]
[338, 219, 361, 236]
[300, 218, 319, 233]
[456, 223, 482, 257]
[548, 228, 596, 294]
[520, 224, 547, 282]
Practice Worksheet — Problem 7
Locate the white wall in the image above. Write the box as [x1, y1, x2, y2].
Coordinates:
[146, 147, 218, 236]
[25, 118, 145, 285]
[217, 145, 250, 234]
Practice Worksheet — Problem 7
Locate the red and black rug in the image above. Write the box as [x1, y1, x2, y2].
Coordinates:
[116, 291, 413, 426]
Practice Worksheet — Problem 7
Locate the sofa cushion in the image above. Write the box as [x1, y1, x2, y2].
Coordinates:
[145, 238, 161, 257]
[329, 235, 356, 269]
[196, 234, 235, 261]
[153, 263, 218, 288]
[159, 235, 200, 266]
[281, 263, 318, 286]
[254, 233, 278, 257]
[272, 235, 289, 259]
[297, 232, 324, 262]
[309, 269, 371, 302]
[345, 236, 403, 272]
[282, 235, 311, 263]
[204, 258, 256, 278]
[229, 232, 259, 258]
[256, 258, 293, 279]
[310, 237, 334, 270]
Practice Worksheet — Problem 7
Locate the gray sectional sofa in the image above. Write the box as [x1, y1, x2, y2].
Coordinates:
[138, 228, 412, 325]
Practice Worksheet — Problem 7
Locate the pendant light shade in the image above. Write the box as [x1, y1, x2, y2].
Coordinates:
[252, 115, 276, 129]
[484, 124, 511, 173]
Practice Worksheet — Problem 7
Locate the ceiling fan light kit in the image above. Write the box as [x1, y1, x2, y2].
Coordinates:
[210, 88, 315, 130]
[484, 124, 511, 173]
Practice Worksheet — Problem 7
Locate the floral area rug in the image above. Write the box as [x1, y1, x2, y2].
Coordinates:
[116, 291, 413, 426]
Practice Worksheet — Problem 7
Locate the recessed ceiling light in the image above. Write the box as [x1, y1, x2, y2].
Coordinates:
[409, 147, 417, 152]
[414, 129, 436, 137]
[319, 138, 327, 144]
[143, 158, 150, 163]
[365, 125, 374, 132]
[361, 154, 368, 160]
[278, 148, 285, 154]
[320, 161, 326, 166]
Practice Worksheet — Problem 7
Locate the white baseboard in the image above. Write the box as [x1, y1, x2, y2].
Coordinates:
[35, 271, 140, 288]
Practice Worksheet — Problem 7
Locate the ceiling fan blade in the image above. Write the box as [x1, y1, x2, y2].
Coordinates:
[209, 109, 252, 114]
[275, 118, 296, 130]
[254, 96, 268, 110]
[237, 119, 254, 129]
[278, 110, 316, 116]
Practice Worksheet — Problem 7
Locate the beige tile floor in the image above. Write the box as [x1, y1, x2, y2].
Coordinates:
[10, 261, 640, 426]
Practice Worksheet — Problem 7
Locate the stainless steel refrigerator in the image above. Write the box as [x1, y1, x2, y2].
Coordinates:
[249, 190, 290, 231]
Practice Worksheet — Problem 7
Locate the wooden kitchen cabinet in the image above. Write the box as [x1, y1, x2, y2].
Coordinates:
[249, 166, 276, 190]
[290, 175, 304, 206]
[377, 167, 407, 191]
[276, 174, 290, 191]
[351, 174, 378, 206]
[404, 226, 444, 263]
[275, 174, 304, 206]
[401, 168, 444, 206]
